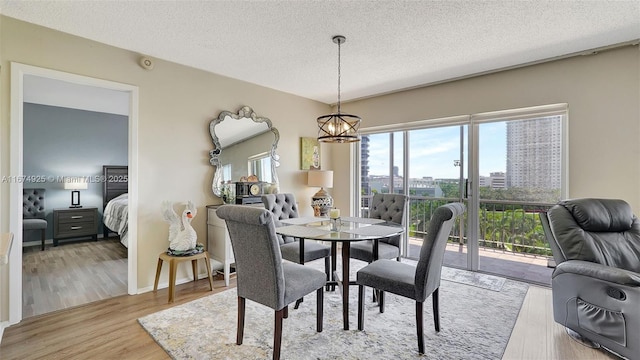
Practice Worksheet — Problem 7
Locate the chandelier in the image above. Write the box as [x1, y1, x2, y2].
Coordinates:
[317, 35, 361, 143]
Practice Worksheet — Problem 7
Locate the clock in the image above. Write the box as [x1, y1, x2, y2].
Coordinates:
[235, 181, 263, 204]
[250, 183, 261, 196]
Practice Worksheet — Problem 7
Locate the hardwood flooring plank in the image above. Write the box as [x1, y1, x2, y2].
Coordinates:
[22, 238, 128, 318]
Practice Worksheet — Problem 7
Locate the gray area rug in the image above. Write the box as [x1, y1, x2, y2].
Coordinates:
[138, 263, 528, 360]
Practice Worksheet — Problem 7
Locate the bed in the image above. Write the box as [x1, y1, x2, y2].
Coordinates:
[102, 165, 129, 247]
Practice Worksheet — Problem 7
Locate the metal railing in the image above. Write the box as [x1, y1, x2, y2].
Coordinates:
[362, 195, 554, 258]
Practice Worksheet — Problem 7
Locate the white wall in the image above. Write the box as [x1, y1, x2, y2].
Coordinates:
[0, 16, 332, 323]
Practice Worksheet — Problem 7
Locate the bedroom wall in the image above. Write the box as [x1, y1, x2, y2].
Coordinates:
[23, 103, 128, 242]
[0, 16, 332, 324]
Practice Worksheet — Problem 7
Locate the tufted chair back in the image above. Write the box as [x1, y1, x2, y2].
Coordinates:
[23, 188, 46, 219]
[262, 193, 300, 244]
[369, 193, 407, 246]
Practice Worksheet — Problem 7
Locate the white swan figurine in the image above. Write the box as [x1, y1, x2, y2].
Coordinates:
[162, 200, 197, 251]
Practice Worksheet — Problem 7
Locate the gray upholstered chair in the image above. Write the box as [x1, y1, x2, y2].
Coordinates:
[216, 205, 325, 360]
[351, 193, 407, 263]
[262, 193, 331, 295]
[356, 202, 465, 355]
[540, 198, 640, 360]
[23, 188, 48, 251]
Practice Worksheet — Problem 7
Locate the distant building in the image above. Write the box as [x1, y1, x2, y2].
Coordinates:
[360, 135, 370, 196]
[506, 116, 562, 189]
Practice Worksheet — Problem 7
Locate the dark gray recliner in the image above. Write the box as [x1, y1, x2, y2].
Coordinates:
[540, 198, 640, 360]
[216, 205, 325, 360]
[23, 188, 47, 251]
[356, 202, 465, 354]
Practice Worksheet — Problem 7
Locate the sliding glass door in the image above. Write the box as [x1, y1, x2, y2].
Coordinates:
[356, 104, 567, 284]
[473, 114, 564, 283]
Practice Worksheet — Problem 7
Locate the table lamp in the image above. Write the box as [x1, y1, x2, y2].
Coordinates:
[64, 176, 88, 208]
[307, 170, 333, 217]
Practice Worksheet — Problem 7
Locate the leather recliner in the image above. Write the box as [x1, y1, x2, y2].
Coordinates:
[540, 198, 640, 359]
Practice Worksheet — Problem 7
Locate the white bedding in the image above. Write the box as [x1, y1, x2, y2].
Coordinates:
[103, 193, 129, 248]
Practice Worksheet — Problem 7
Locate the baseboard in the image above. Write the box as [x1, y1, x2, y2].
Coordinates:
[138, 271, 217, 294]
[0, 320, 8, 345]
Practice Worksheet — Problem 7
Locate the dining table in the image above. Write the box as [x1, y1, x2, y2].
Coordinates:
[275, 216, 404, 330]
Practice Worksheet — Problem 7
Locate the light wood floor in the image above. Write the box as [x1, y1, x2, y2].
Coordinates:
[22, 237, 127, 318]
[503, 286, 617, 360]
[1, 275, 618, 359]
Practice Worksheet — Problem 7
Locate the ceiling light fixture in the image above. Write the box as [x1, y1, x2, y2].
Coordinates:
[317, 35, 361, 143]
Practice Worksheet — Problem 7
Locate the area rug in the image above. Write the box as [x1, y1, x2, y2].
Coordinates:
[138, 264, 528, 360]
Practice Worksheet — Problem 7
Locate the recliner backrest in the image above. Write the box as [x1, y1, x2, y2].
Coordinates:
[216, 205, 286, 310]
[23, 188, 46, 219]
[415, 202, 465, 302]
[546, 198, 640, 273]
[262, 193, 299, 244]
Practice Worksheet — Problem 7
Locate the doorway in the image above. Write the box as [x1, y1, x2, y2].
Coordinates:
[8, 63, 139, 324]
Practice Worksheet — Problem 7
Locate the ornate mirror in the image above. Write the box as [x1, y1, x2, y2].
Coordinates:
[210, 106, 280, 200]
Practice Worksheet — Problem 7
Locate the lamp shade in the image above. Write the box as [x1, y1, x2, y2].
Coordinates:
[64, 177, 88, 190]
[307, 170, 333, 188]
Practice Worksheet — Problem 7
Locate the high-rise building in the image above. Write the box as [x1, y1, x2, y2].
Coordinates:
[506, 116, 562, 189]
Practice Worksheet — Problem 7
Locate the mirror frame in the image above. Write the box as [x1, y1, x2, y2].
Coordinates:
[209, 105, 280, 198]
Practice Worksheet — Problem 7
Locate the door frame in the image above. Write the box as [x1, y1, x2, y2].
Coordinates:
[8, 62, 139, 325]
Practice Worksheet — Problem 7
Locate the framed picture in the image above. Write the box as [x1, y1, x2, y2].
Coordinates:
[300, 137, 321, 170]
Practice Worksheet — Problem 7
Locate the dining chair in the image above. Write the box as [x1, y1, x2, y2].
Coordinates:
[350, 193, 407, 263]
[262, 193, 331, 298]
[356, 202, 465, 354]
[351, 193, 407, 302]
[216, 204, 325, 360]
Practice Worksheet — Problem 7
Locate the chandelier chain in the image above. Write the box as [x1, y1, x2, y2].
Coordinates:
[337, 37, 341, 113]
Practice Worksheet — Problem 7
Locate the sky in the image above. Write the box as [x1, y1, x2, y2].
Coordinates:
[365, 122, 506, 179]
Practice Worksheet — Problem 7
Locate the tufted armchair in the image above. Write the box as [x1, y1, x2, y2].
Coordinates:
[540, 198, 640, 359]
[23, 188, 48, 251]
[262, 193, 331, 299]
[351, 193, 408, 263]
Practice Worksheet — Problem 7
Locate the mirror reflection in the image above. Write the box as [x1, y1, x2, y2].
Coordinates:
[210, 106, 280, 201]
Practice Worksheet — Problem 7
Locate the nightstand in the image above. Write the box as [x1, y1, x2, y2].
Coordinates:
[53, 207, 99, 246]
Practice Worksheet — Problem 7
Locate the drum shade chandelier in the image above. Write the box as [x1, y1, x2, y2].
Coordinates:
[317, 35, 361, 143]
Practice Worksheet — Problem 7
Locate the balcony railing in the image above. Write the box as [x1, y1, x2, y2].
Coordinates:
[362, 195, 554, 258]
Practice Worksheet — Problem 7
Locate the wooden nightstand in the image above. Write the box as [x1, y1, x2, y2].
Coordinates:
[53, 207, 99, 246]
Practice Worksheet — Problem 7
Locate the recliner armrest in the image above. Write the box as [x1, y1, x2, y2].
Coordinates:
[554, 260, 640, 287]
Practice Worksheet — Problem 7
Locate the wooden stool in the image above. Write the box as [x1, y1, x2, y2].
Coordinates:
[153, 250, 214, 303]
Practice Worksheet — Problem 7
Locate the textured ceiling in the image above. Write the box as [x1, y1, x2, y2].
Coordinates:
[2, 0, 639, 104]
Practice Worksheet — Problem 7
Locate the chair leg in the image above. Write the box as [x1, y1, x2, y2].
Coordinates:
[379, 291, 385, 313]
[283, 305, 288, 319]
[358, 284, 365, 330]
[317, 287, 323, 332]
[40, 228, 45, 251]
[237, 297, 245, 345]
[274, 308, 285, 360]
[294, 298, 303, 309]
[416, 301, 425, 354]
[432, 287, 440, 332]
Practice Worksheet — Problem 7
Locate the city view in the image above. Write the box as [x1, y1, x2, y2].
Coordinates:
[359, 115, 563, 282]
